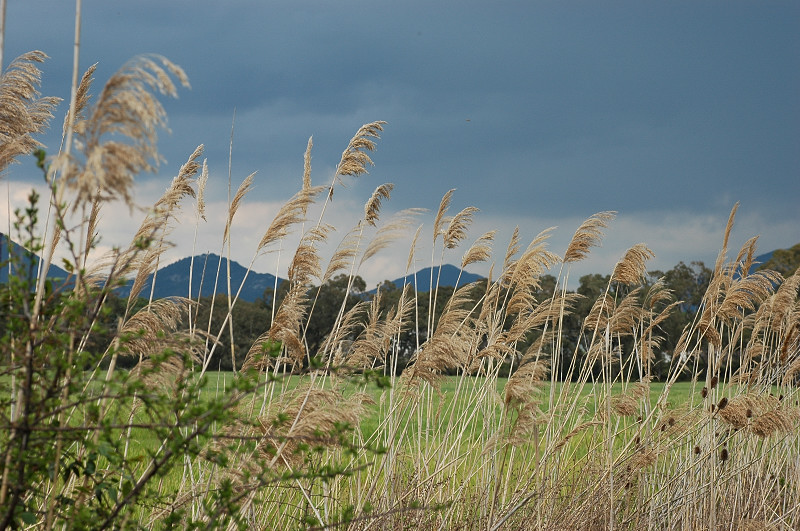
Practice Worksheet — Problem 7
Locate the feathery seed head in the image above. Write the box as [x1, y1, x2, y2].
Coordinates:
[224, 172, 256, 245]
[364, 183, 394, 226]
[462, 230, 496, 268]
[335, 121, 385, 181]
[196, 158, 208, 221]
[611, 243, 655, 286]
[64, 54, 189, 209]
[0, 51, 60, 172]
[444, 206, 479, 249]
[563, 211, 616, 263]
[303, 135, 313, 190]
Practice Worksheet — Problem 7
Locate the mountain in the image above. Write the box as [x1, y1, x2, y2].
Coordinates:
[0, 232, 70, 284]
[752, 243, 800, 277]
[380, 264, 484, 292]
[117, 253, 284, 303]
[118, 257, 483, 302]
[748, 250, 775, 276]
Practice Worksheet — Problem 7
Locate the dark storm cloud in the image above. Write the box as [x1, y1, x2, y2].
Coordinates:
[3, 0, 798, 225]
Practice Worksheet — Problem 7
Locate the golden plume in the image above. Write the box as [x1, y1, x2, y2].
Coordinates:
[563, 211, 616, 263]
[0, 51, 60, 172]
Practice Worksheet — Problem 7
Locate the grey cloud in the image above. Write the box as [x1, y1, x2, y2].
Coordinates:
[3, 0, 797, 248]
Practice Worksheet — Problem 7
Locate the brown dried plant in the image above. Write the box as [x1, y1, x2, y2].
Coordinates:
[364, 183, 394, 227]
[303, 135, 313, 191]
[462, 230, 496, 269]
[360, 208, 424, 267]
[62, 63, 97, 138]
[114, 147, 201, 305]
[266, 284, 308, 368]
[503, 353, 549, 443]
[717, 270, 781, 322]
[56, 54, 189, 209]
[0, 51, 60, 172]
[263, 226, 328, 366]
[611, 243, 655, 286]
[433, 188, 455, 245]
[196, 158, 208, 221]
[713, 202, 740, 276]
[322, 224, 362, 283]
[735, 235, 760, 279]
[331, 120, 386, 190]
[443, 206, 480, 249]
[346, 285, 414, 369]
[404, 283, 480, 388]
[502, 226, 522, 273]
[257, 184, 326, 252]
[255, 387, 374, 469]
[118, 298, 204, 391]
[324, 299, 369, 366]
[223, 172, 256, 246]
[563, 211, 616, 263]
[501, 227, 560, 294]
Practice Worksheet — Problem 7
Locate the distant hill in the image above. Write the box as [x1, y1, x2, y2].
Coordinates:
[118, 258, 483, 302]
[117, 254, 284, 303]
[754, 243, 800, 277]
[0, 232, 70, 284]
[379, 264, 484, 293]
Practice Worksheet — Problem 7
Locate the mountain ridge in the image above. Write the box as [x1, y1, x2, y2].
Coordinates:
[0, 232, 69, 283]
[4, 232, 796, 301]
[116, 253, 283, 302]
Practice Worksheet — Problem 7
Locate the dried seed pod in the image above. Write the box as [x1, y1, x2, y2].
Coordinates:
[694, 446, 701, 455]
[710, 376, 719, 389]
[701, 386, 708, 398]
[718, 397, 729, 410]
[720, 448, 729, 462]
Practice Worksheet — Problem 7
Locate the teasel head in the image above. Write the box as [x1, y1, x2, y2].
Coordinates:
[710, 376, 719, 389]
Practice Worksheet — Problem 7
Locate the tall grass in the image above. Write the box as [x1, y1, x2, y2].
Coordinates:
[1, 21, 798, 531]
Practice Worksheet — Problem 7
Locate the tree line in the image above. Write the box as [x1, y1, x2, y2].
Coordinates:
[42, 260, 727, 380]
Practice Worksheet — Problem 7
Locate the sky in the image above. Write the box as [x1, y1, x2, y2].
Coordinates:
[2, 1, 798, 290]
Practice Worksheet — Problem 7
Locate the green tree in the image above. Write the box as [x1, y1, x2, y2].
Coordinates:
[191, 295, 271, 371]
[303, 274, 368, 358]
